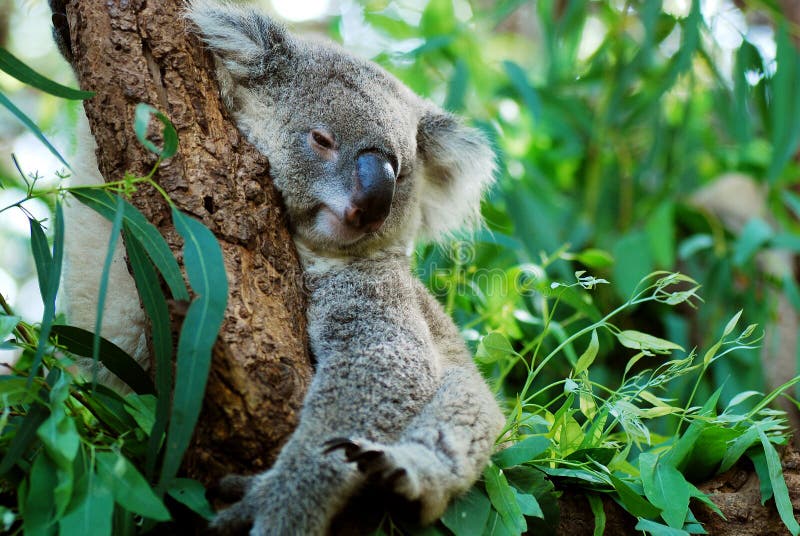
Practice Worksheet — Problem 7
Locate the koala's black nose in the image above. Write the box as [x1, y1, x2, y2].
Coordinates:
[346, 152, 396, 232]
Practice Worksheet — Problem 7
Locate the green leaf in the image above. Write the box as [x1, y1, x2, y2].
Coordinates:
[59, 469, 114, 536]
[616, 330, 683, 353]
[573, 330, 599, 376]
[442, 487, 491, 536]
[634, 518, 690, 536]
[158, 209, 227, 492]
[609, 474, 661, 519]
[70, 189, 189, 301]
[782, 190, 800, 221]
[36, 409, 79, 469]
[504, 61, 541, 123]
[476, 332, 516, 364]
[51, 325, 155, 395]
[0, 376, 34, 405]
[483, 510, 515, 536]
[492, 436, 550, 468]
[123, 394, 157, 435]
[483, 463, 526, 534]
[0, 314, 20, 341]
[0, 47, 94, 99]
[586, 494, 605, 536]
[612, 231, 654, 299]
[0, 91, 71, 169]
[732, 218, 773, 266]
[134, 103, 178, 159]
[0, 369, 58, 476]
[124, 229, 173, 479]
[666, 387, 722, 469]
[29, 218, 52, 297]
[575, 248, 614, 269]
[645, 203, 675, 269]
[766, 23, 800, 184]
[95, 452, 170, 521]
[445, 58, 469, 112]
[167, 478, 214, 520]
[639, 452, 691, 529]
[28, 203, 64, 383]
[757, 430, 800, 535]
[24, 453, 57, 536]
[722, 310, 743, 337]
[719, 425, 759, 473]
[91, 195, 125, 386]
[512, 489, 543, 518]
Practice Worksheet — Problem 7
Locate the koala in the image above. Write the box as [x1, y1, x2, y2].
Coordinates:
[57, 0, 505, 533]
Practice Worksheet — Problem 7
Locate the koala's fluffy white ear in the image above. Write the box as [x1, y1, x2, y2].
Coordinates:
[417, 111, 496, 241]
[186, 0, 294, 84]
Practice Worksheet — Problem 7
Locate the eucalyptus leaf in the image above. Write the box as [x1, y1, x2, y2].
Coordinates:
[96, 452, 170, 521]
[0, 48, 94, 99]
[441, 486, 491, 536]
[492, 436, 550, 468]
[484, 463, 526, 534]
[158, 209, 227, 492]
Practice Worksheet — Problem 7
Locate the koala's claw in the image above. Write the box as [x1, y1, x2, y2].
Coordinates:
[323, 437, 362, 457]
[324, 438, 384, 471]
[324, 438, 419, 500]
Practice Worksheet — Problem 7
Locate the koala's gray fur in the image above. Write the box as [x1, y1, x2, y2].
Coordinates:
[57, 0, 503, 532]
[187, 2, 504, 533]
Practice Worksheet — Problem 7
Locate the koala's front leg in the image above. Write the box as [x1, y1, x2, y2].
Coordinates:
[328, 364, 504, 524]
[212, 426, 360, 535]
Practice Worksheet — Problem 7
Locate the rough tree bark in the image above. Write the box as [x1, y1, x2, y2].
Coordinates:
[56, 1, 800, 533]
[55, 0, 313, 484]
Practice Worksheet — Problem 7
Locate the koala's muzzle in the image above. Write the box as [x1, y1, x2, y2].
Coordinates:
[345, 152, 396, 233]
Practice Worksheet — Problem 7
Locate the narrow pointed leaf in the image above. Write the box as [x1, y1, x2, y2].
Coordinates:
[158, 209, 227, 491]
[441, 487, 491, 536]
[92, 195, 125, 386]
[50, 324, 155, 395]
[758, 430, 799, 535]
[59, 470, 113, 536]
[124, 228, 173, 478]
[69, 189, 189, 300]
[28, 203, 64, 383]
[96, 452, 170, 521]
[0, 48, 94, 99]
[167, 479, 214, 520]
[0, 91, 70, 169]
[484, 463, 527, 534]
[493, 436, 550, 468]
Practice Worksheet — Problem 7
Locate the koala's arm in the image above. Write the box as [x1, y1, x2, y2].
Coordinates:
[60, 113, 149, 389]
[334, 282, 505, 524]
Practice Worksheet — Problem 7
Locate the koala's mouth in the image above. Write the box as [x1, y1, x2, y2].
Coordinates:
[314, 205, 381, 246]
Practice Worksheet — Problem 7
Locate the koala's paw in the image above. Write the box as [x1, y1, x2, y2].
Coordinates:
[323, 438, 421, 502]
[208, 475, 258, 535]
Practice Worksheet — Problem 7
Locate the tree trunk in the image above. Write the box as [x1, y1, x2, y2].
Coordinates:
[54, 0, 313, 485]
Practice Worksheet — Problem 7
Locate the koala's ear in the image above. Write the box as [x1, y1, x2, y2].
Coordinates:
[186, 0, 295, 84]
[416, 111, 496, 241]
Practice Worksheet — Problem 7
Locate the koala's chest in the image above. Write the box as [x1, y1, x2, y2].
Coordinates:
[305, 275, 442, 379]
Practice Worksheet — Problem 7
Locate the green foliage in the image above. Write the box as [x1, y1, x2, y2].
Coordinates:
[0, 102, 223, 534]
[414, 273, 793, 536]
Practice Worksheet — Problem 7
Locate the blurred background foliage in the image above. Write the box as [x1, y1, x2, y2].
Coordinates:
[1, 0, 799, 415]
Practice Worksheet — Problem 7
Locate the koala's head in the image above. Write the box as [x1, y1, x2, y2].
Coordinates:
[188, 1, 495, 258]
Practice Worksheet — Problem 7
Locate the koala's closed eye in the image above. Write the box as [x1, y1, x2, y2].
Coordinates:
[308, 129, 337, 159]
